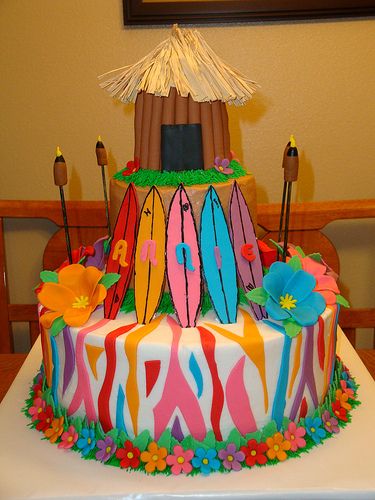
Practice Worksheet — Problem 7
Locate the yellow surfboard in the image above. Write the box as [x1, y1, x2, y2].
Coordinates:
[134, 186, 166, 324]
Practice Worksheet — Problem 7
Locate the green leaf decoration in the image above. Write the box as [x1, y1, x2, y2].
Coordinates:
[269, 239, 284, 256]
[157, 429, 172, 452]
[307, 252, 322, 262]
[201, 430, 216, 450]
[336, 294, 350, 308]
[244, 430, 262, 443]
[106, 428, 119, 443]
[216, 440, 227, 451]
[73, 417, 83, 434]
[40, 270, 59, 283]
[118, 430, 130, 446]
[181, 435, 197, 451]
[283, 319, 302, 338]
[261, 420, 278, 439]
[226, 428, 242, 448]
[50, 316, 66, 337]
[295, 246, 306, 258]
[282, 417, 291, 431]
[43, 388, 54, 408]
[246, 287, 268, 306]
[133, 430, 151, 451]
[287, 255, 302, 271]
[99, 273, 121, 290]
[95, 421, 105, 441]
[103, 237, 111, 254]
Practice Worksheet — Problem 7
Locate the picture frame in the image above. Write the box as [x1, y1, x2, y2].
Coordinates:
[123, 0, 375, 25]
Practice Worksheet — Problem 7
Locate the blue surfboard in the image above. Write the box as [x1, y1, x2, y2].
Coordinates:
[200, 186, 238, 323]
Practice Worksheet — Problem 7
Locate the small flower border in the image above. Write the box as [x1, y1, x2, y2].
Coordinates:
[23, 357, 360, 476]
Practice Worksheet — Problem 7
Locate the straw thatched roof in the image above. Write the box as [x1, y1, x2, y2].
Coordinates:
[99, 25, 258, 106]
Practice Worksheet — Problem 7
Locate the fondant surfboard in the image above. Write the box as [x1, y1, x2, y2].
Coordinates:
[228, 181, 265, 320]
[104, 183, 138, 319]
[166, 184, 202, 327]
[200, 186, 237, 324]
[134, 186, 166, 324]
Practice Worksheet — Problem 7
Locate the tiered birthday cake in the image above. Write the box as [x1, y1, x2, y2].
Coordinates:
[25, 26, 357, 476]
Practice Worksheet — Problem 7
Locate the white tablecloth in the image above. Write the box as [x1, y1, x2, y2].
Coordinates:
[0, 330, 374, 500]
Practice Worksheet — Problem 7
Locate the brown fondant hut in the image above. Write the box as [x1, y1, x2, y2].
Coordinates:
[100, 25, 258, 172]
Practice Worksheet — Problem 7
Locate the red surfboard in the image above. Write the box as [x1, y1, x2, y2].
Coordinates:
[104, 183, 138, 319]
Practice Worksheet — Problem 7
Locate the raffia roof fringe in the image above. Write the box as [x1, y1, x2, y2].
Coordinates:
[99, 25, 259, 106]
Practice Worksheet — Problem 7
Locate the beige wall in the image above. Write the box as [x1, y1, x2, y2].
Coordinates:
[1, 1, 374, 349]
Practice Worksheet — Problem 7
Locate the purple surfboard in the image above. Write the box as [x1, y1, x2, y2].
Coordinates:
[228, 181, 265, 320]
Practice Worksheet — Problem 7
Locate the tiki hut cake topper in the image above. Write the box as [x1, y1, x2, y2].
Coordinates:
[99, 25, 258, 172]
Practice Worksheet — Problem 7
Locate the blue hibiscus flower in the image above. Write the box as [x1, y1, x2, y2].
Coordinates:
[305, 417, 326, 444]
[192, 448, 220, 475]
[263, 262, 326, 326]
[77, 427, 96, 456]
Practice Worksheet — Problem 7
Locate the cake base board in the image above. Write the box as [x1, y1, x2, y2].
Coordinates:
[1, 330, 374, 500]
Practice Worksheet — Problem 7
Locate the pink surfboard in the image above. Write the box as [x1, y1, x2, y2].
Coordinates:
[166, 185, 202, 327]
[228, 181, 265, 320]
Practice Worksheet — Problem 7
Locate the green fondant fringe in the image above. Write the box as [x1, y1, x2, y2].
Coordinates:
[113, 160, 248, 187]
[23, 357, 360, 476]
[120, 287, 248, 317]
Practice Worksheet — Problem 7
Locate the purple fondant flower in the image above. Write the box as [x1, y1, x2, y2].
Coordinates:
[218, 443, 245, 471]
[322, 410, 340, 434]
[214, 157, 233, 175]
[95, 435, 117, 463]
[263, 262, 326, 326]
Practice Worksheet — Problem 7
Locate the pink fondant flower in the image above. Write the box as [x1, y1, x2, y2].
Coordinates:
[283, 422, 306, 451]
[340, 379, 355, 399]
[322, 410, 340, 434]
[28, 397, 46, 422]
[214, 156, 233, 175]
[288, 248, 340, 305]
[218, 443, 245, 471]
[240, 439, 268, 467]
[58, 425, 78, 449]
[166, 445, 194, 475]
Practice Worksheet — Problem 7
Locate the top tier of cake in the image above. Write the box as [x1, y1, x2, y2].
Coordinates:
[100, 24, 258, 173]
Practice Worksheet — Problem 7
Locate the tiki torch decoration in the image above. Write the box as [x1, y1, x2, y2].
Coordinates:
[278, 135, 299, 262]
[54, 147, 73, 264]
[95, 136, 111, 237]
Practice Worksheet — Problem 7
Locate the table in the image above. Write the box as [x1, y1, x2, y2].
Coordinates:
[0, 330, 374, 500]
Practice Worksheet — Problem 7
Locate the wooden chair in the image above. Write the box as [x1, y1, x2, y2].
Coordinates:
[1, 199, 375, 373]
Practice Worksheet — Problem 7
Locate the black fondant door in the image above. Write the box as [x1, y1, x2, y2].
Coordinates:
[161, 124, 203, 172]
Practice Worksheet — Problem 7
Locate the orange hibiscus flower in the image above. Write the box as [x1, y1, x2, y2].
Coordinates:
[38, 264, 107, 328]
[140, 441, 167, 473]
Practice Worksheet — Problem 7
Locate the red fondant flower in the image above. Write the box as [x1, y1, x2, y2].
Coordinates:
[116, 440, 141, 469]
[35, 405, 54, 431]
[122, 157, 140, 177]
[340, 379, 354, 399]
[331, 400, 348, 422]
[240, 439, 268, 467]
[28, 397, 46, 422]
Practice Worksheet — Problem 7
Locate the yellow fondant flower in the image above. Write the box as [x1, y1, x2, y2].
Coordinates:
[38, 264, 107, 328]
[140, 441, 167, 473]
